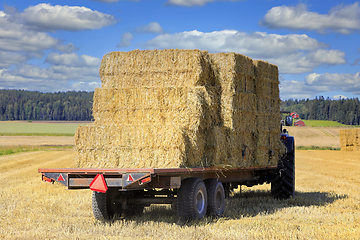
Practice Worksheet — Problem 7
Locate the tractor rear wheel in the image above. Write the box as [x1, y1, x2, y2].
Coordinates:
[271, 149, 295, 199]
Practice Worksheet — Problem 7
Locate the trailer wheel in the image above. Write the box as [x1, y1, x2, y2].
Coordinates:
[92, 189, 122, 221]
[271, 149, 295, 199]
[205, 179, 225, 217]
[177, 178, 207, 222]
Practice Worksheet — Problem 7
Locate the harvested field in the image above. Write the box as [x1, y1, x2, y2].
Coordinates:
[285, 126, 352, 148]
[0, 136, 74, 146]
[0, 121, 90, 135]
[1, 149, 359, 239]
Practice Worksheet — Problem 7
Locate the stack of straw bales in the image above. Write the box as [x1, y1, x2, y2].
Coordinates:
[340, 129, 360, 151]
[75, 49, 285, 169]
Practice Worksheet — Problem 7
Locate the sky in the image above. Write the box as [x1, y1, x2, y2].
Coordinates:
[0, 0, 359, 100]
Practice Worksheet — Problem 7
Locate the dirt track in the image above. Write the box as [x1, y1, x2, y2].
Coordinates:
[0, 136, 74, 146]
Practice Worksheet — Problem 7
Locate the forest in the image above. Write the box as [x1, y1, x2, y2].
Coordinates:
[1, 90, 360, 125]
[281, 96, 360, 125]
[0, 90, 93, 121]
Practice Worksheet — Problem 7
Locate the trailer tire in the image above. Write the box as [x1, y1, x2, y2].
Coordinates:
[271, 150, 295, 199]
[205, 179, 225, 217]
[92, 189, 122, 221]
[177, 178, 207, 222]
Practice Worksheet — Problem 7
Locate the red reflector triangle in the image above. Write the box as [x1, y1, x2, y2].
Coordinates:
[90, 174, 108, 193]
[57, 174, 65, 182]
[127, 174, 134, 182]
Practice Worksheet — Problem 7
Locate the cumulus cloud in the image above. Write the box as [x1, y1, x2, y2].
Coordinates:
[280, 80, 326, 100]
[280, 72, 360, 99]
[260, 3, 360, 34]
[136, 22, 164, 33]
[333, 95, 348, 100]
[0, 4, 114, 92]
[54, 43, 79, 53]
[166, 0, 240, 7]
[305, 72, 360, 92]
[45, 53, 100, 67]
[144, 30, 346, 74]
[0, 11, 59, 52]
[117, 32, 134, 47]
[0, 51, 30, 69]
[0, 53, 101, 92]
[21, 3, 117, 31]
[0, 10, 76, 53]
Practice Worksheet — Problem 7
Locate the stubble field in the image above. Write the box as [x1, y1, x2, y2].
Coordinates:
[0, 127, 359, 239]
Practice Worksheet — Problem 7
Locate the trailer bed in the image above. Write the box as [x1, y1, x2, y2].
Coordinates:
[39, 166, 278, 190]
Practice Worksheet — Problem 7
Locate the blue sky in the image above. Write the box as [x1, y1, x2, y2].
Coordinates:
[0, 0, 359, 100]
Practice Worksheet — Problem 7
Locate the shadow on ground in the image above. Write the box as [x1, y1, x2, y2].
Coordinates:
[223, 190, 347, 219]
[109, 189, 347, 225]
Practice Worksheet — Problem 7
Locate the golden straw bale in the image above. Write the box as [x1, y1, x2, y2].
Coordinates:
[99, 49, 214, 88]
[253, 60, 279, 82]
[92, 86, 219, 128]
[77, 49, 284, 169]
[340, 129, 360, 151]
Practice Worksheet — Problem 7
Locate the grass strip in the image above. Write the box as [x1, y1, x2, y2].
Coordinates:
[296, 146, 341, 151]
[0, 145, 74, 156]
[301, 120, 358, 127]
[0, 133, 74, 136]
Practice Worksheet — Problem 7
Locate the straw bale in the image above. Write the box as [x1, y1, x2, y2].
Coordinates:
[204, 128, 257, 168]
[92, 86, 219, 128]
[76, 124, 213, 168]
[340, 129, 360, 151]
[211, 127, 230, 166]
[77, 49, 285, 169]
[99, 49, 215, 88]
[253, 60, 279, 81]
[254, 130, 283, 167]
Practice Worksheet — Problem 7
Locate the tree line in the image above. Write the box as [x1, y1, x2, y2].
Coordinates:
[1, 90, 360, 125]
[0, 90, 93, 121]
[281, 96, 360, 125]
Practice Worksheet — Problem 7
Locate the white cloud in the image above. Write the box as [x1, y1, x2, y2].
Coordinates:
[45, 53, 101, 67]
[260, 3, 360, 34]
[305, 72, 360, 92]
[136, 22, 164, 33]
[71, 81, 100, 91]
[166, 0, 240, 7]
[0, 53, 101, 92]
[0, 11, 75, 53]
[280, 72, 360, 99]
[144, 30, 345, 74]
[54, 43, 79, 53]
[21, 3, 117, 31]
[280, 79, 329, 100]
[0, 51, 31, 69]
[333, 95, 348, 100]
[117, 32, 134, 47]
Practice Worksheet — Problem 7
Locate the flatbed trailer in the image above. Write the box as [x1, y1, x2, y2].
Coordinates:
[39, 134, 294, 222]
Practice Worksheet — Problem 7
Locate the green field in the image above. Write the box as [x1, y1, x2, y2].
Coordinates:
[301, 120, 354, 127]
[0, 121, 91, 136]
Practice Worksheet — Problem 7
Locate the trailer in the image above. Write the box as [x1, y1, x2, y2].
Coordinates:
[39, 132, 294, 222]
